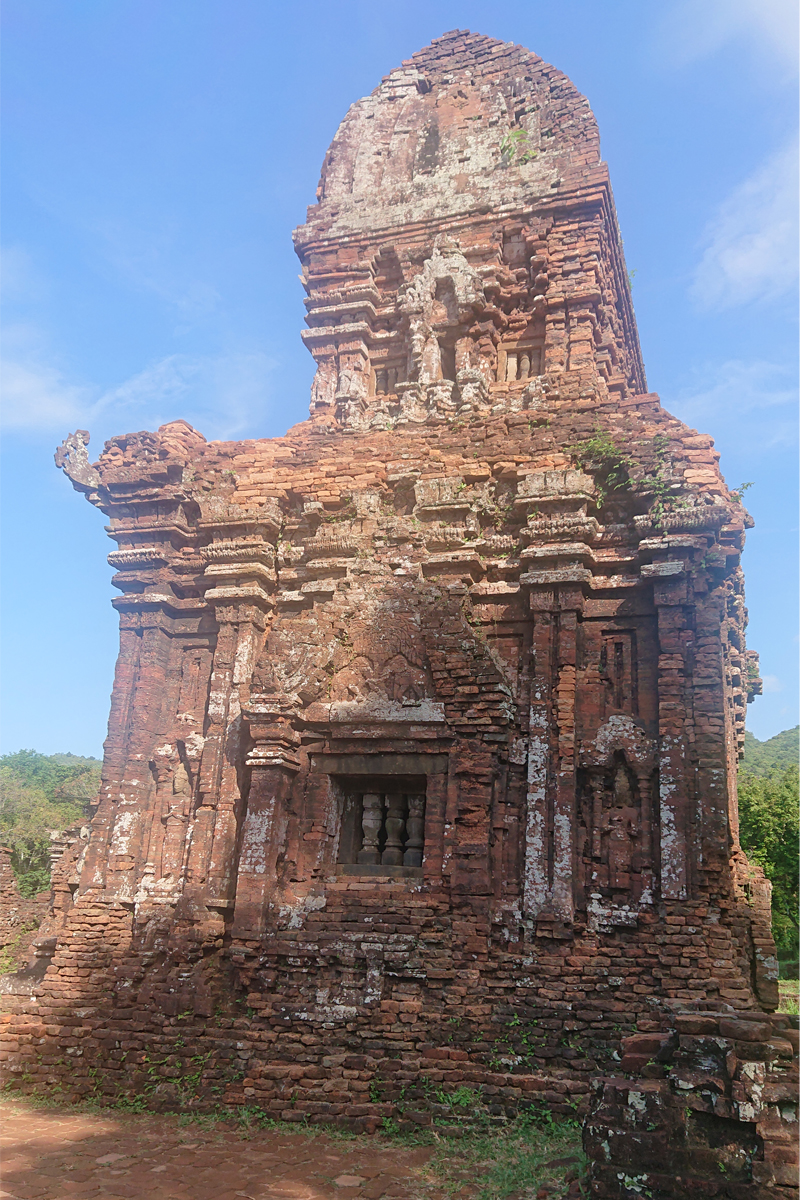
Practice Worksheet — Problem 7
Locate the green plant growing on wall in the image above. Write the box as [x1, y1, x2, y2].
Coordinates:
[436, 1084, 482, 1111]
[637, 433, 690, 527]
[567, 429, 632, 509]
[730, 481, 754, 504]
[322, 497, 357, 524]
[0, 920, 40, 974]
[500, 129, 538, 165]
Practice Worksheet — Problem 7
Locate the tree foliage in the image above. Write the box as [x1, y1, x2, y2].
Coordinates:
[0, 750, 100, 897]
[738, 762, 799, 975]
[741, 726, 799, 778]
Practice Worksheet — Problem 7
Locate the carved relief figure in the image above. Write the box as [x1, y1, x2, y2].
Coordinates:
[329, 603, 432, 706]
[603, 763, 641, 891]
[398, 239, 488, 415]
[582, 755, 651, 903]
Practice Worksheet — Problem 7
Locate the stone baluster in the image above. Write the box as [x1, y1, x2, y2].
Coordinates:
[403, 794, 425, 867]
[519, 352, 531, 380]
[357, 793, 383, 864]
[382, 795, 406, 866]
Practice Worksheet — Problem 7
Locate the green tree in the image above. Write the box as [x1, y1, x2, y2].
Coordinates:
[0, 750, 100, 897]
[738, 763, 799, 976]
[0, 749, 101, 804]
[740, 726, 799, 777]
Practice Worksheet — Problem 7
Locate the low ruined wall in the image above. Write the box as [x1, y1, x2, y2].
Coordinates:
[584, 1004, 799, 1199]
[0, 849, 47, 975]
[0, 885, 780, 1131]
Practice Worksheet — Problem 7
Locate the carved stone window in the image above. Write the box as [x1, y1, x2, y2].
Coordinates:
[497, 343, 542, 382]
[336, 775, 426, 875]
[374, 361, 406, 396]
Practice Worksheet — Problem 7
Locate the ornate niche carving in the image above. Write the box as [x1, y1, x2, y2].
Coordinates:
[396, 237, 489, 419]
[599, 629, 638, 717]
[588, 759, 643, 889]
[159, 758, 193, 881]
[333, 358, 371, 430]
[305, 239, 492, 429]
[488, 224, 548, 391]
[135, 741, 197, 904]
[175, 648, 212, 728]
[577, 716, 657, 928]
[371, 245, 408, 403]
[328, 599, 435, 714]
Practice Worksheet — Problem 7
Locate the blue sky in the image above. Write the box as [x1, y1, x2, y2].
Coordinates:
[1, 0, 797, 757]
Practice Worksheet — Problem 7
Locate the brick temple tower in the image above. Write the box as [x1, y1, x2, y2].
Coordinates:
[3, 31, 778, 1116]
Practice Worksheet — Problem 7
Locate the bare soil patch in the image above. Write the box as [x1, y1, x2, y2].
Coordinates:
[0, 1098, 582, 1200]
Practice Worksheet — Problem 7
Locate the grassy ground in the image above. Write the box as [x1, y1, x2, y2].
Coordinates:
[427, 1114, 582, 1199]
[196, 1108, 583, 1198]
[779, 979, 799, 1015]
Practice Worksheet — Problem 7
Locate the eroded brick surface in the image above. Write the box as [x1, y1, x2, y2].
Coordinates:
[0, 30, 781, 1176]
[585, 1004, 799, 1199]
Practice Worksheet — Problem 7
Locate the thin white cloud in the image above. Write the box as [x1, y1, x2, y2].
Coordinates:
[762, 674, 784, 694]
[669, 359, 798, 449]
[0, 321, 91, 429]
[96, 355, 201, 418]
[94, 218, 222, 321]
[1, 245, 48, 304]
[0, 355, 89, 430]
[95, 351, 276, 439]
[1, 238, 275, 439]
[690, 140, 799, 310]
[655, 4, 799, 311]
[0, 345, 276, 440]
[658, 0, 799, 74]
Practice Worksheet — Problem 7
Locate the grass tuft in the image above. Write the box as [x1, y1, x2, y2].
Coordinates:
[778, 979, 799, 1016]
[424, 1111, 583, 1199]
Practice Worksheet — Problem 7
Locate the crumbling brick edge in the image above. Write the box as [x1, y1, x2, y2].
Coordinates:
[584, 1001, 799, 1199]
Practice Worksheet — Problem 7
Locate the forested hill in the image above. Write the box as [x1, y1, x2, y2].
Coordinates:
[741, 727, 799, 777]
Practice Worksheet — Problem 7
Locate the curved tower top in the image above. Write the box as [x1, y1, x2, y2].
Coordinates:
[294, 30, 645, 430]
[307, 29, 600, 237]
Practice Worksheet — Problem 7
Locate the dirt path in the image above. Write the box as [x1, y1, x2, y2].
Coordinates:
[0, 1100, 469, 1200]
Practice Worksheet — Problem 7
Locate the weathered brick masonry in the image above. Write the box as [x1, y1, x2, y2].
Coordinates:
[585, 1004, 798, 1199]
[1, 30, 783, 1144]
